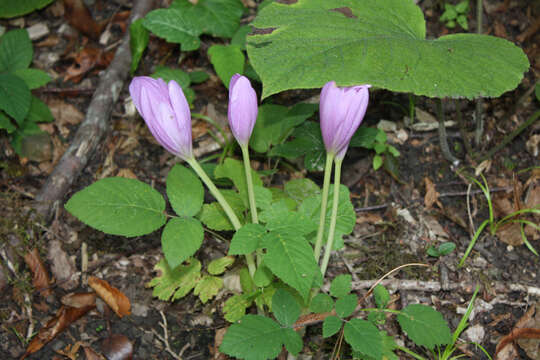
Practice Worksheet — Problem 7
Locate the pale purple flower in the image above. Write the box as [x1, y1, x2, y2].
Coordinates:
[319, 81, 370, 160]
[228, 74, 258, 146]
[129, 76, 193, 160]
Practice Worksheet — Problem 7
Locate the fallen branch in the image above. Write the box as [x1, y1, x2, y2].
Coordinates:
[33, 0, 154, 221]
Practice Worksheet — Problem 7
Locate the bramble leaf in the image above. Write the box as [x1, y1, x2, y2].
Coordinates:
[330, 274, 352, 298]
[343, 319, 382, 360]
[335, 293, 357, 318]
[323, 315, 342, 338]
[194, 275, 223, 303]
[229, 223, 266, 255]
[397, 304, 452, 350]
[161, 217, 204, 269]
[147, 258, 201, 301]
[310, 293, 334, 313]
[272, 289, 301, 327]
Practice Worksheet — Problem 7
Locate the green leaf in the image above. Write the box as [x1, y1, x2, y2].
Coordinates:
[0, 111, 16, 133]
[220, 315, 284, 360]
[150, 65, 194, 105]
[65, 177, 167, 237]
[189, 70, 209, 84]
[208, 44, 245, 88]
[208, 256, 235, 275]
[166, 164, 204, 217]
[253, 263, 273, 287]
[349, 127, 380, 149]
[438, 242, 456, 256]
[330, 274, 352, 298]
[281, 327, 303, 355]
[352, 331, 398, 360]
[263, 208, 318, 236]
[142, 8, 202, 51]
[373, 284, 390, 309]
[223, 294, 253, 322]
[199, 202, 235, 231]
[456, 14, 468, 30]
[253, 185, 272, 210]
[323, 315, 342, 338]
[373, 155, 383, 170]
[272, 289, 301, 327]
[310, 293, 334, 313]
[26, 96, 54, 123]
[344, 319, 382, 360]
[0, 29, 32, 71]
[194, 275, 223, 303]
[214, 158, 262, 204]
[0, 0, 54, 18]
[231, 25, 252, 50]
[9, 119, 44, 154]
[229, 223, 266, 255]
[0, 73, 31, 124]
[12, 69, 51, 89]
[147, 258, 201, 301]
[247, 0, 529, 99]
[171, 0, 244, 38]
[397, 304, 452, 350]
[335, 293, 357, 318]
[161, 217, 204, 269]
[130, 18, 149, 75]
[284, 178, 320, 205]
[455, 1, 469, 13]
[263, 232, 319, 300]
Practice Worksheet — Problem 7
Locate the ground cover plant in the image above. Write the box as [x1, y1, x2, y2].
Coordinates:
[0, 0, 539, 359]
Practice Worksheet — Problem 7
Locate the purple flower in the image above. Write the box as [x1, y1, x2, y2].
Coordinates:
[129, 76, 193, 160]
[228, 74, 258, 146]
[319, 81, 370, 160]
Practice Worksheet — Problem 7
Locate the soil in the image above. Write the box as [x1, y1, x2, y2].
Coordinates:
[1, 0, 539, 359]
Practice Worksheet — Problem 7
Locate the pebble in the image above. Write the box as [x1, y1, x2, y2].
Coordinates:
[464, 324, 485, 343]
[27, 23, 49, 40]
[377, 119, 397, 132]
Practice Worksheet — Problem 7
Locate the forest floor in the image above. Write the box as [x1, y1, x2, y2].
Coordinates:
[0, 0, 539, 359]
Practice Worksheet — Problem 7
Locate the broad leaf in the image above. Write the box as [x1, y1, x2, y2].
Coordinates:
[130, 19, 149, 75]
[161, 217, 204, 269]
[12, 69, 51, 89]
[0, 111, 15, 133]
[397, 304, 451, 350]
[272, 289, 300, 327]
[65, 177, 167, 237]
[171, 0, 244, 38]
[0, 29, 32, 72]
[26, 96, 54, 123]
[199, 202, 235, 231]
[147, 258, 201, 301]
[330, 274, 352, 298]
[231, 25, 252, 50]
[284, 178, 320, 205]
[344, 319, 382, 360]
[194, 275, 223, 303]
[281, 327, 303, 356]
[208, 256, 235, 275]
[0, 73, 31, 124]
[0, 0, 54, 18]
[142, 8, 202, 51]
[247, 0, 529, 99]
[229, 223, 266, 255]
[373, 284, 390, 309]
[214, 158, 262, 204]
[323, 315, 342, 338]
[310, 293, 334, 313]
[208, 44, 245, 88]
[223, 294, 252, 322]
[166, 164, 204, 217]
[335, 293, 357, 318]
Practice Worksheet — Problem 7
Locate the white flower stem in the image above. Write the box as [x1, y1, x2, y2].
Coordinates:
[187, 157, 256, 277]
[320, 158, 342, 278]
[314, 153, 335, 262]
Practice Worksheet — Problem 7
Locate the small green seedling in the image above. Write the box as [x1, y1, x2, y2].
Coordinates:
[427, 242, 456, 257]
[440, 1, 469, 30]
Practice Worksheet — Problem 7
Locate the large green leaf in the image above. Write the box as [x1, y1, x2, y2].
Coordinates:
[161, 217, 204, 269]
[0, 0, 55, 18]
[397, 304, 451, 350]
[272, 289, 301, 327]
[343, 319, 383, 360]
[171, 0, 244, 38]
[166, 164, 204, 217]
[0, 73, 31, 124]
[247, 0, 529, 99]
[65, 177, 167, 237]
[229, 223, 267, 255]
[0, 29, 32, 72]
[142, 8, 202, 51]
[12, 69, 51, 89]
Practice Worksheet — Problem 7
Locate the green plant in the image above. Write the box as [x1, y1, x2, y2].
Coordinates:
[427, 242, 456, 258]
[459, 172, 540, 267]
[0, 0, 55, 18]
[440, 1, 469, 30]
[0, 29, 53, 154]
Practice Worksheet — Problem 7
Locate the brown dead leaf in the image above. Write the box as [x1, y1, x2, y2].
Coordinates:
[47, 99, 84, 126]
[24, 248, 52, 298]
[101, 334, 133, 360]
[64, 47, 114, 83]
[83, 346, 104, 360]
[48, 240, 79, 290]
[356, 212, 383, 224]
[55, 341, 83, 360]
[496, 328, 540, 358]
[116, 169, 137, 179]
[63, 0, 104, 39]
[516, 304, 540, 359]
[61, 292, 96, 308]
[88, 276, 131, 318]
[424, 177, 441, 209]
[212, 328, 228, 360]
[21, 304, 95, 359]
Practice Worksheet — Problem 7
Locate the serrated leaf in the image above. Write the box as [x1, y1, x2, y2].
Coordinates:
[284, 178, 320, 205]
[253, 263, 273, 287]
[220, 315, 284, 360]
[26, 96, 54, 123]
[208, 44, 245, 88]
[373, 284, 390, 309]
[0, 73, 31, 124]
[161, 217, 204, 269]
[147, 258, 201, 301]
[0, 0, 54, 18]
[142, 8, 202, 51]
[263, 232, 319, 300]
[229, 223, 266, 255]
[330, 274, 352, 298]
[344, 319, 382, 360]
[130, 18, 149, 75]
[12, 69, 51, 89]
[310, 293, 334, 313]
[171, 0, 244, 38]
[223, 294, 253, 322]
[199, 202, 235, 231]
[0, 29, 32, 72]
[335, 293, 357, 318]
[397, 304, 452, 350]
[264, 209, 317, 237]
[208, 256, 235, 275]
[353, 331, 398, 360]
[248, 0, 529, 99]
[166, 164, 204, 217]
[253, 185, 272, 210]
[194, 275, 223, 303]
[281, 327, 303, 355]
[323, 315, 342, 338]
[65, 177, 167, 237]
[272, 289, 301, 327]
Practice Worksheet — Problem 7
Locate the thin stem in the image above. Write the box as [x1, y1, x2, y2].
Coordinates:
[241, 145, 258, 224]
[437, 98, 460, 166]
[314, 153, 335, 262]
[320, 158, 342, 277]
[186, 158, 256, 276]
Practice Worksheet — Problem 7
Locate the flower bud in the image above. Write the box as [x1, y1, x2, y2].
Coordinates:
[129, 76, 193, 161]
[319, 81, 370, 160]
[228, 74, 258, 146]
